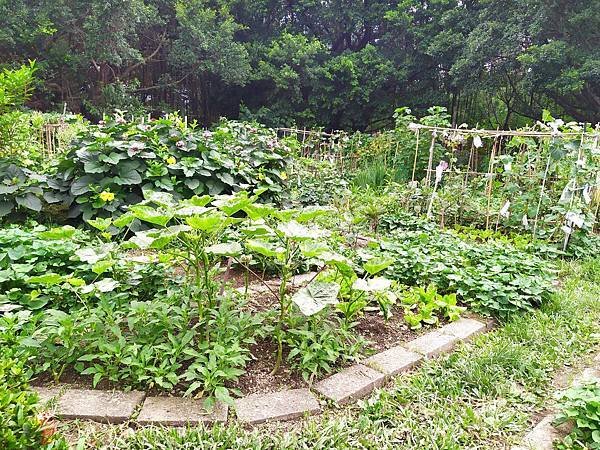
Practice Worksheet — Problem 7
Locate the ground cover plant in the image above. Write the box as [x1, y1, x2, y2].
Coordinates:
[554, 381, 600, 449]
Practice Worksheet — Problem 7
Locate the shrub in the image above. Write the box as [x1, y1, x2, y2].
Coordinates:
[56, 115, 291, 220]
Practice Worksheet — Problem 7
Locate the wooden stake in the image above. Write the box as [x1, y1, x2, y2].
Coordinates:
[425, 131, 437, 188]
[411, 128, 420, 182]
[485, 136, 499, 230]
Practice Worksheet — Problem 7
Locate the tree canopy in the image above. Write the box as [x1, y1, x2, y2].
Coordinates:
[1, 0, 598, 129]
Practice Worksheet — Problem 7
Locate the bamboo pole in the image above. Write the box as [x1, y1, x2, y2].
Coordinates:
[532, 138, 554, 242]
[484, 136, 499, 230]
[411, 128, 420, 182]
[425, 131, 437, 188]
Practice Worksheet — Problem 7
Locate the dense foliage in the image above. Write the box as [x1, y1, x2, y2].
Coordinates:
[0, 115, 292, 222]
[0, 348, 65, 449]
[1, 1, 598, 128]
[0, 225, 168, 310]
[554, 381, 600, 449]
[56, 115, 291, 220]
[370, 223, 554, 318]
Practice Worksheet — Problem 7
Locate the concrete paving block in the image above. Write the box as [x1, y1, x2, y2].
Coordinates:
[313, 364, 385, 405]
[137, 396, 227, 426]
[516, 415, 559, 450]
[53, 388, 146, 423]
[234, 388, 320, 425]
[365, 345, 422, 378]
[440, 318, 487, 341]
[405, 331, 458, 357]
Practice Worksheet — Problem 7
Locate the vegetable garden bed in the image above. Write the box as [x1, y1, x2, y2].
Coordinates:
[1, 112, 599, 450]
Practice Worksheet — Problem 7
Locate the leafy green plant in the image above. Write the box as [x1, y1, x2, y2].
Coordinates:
[401, 284, 466, 329]
[57, 115, 291, 220]
[284, 314, 365, 383]
[554, 381, 600, 449]
[0, 61, 37, 114]
[0, 162, 46, 219]
[0, 347, 66, 449]
[372, 226, 554, 318]
[238, 204, 346, 374]
[0, 224, 168, 310]
[289, 157, 350, 207]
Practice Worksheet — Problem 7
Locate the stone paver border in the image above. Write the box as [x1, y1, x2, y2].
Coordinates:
[34, 387, 146, 424]
[314, 364, 385, 405]
[35, 317, 491, 425]
[234, 388, 320, 424]
[137, 396, 228, 426]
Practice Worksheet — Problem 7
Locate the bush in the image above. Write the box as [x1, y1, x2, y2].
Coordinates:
[57, 115, 291, 220]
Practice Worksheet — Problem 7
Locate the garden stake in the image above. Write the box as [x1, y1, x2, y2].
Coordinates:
[411, 128, 420, 182]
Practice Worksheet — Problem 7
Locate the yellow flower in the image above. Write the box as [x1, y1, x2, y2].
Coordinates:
[99, 191, 115, 202]
[166, 156, 176, 165]
[280, 171, 288, 180]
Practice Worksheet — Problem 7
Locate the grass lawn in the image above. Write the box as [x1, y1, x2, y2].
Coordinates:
[57, 258, 600, 449]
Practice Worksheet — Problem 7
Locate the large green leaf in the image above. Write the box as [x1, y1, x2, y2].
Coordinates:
[243, 204, 276, 220]
[363, 256, 395, 276]
[92, 259, 114, 275]
[240, 223, 274, 237]
[99, 152, 127, 165]
[0, 201, 13, 217]
[295, 206, 334, 223]
[39, 225, 76, 240]
[142, 190, 176, 207]
[352, 277, 392, 292]
[129, 205, 173, 227]
[75, 246, 113, 264]
[71, 175, 96, 195]
[84, 160, 107, 173]
[245, 239, 280, 258]
[214, 192, 253, 216]
[123, 232, 154, 250]
[27, 273, 64, 286]
[185, 212, 225, 232]
[187, 195, 212, 207]
[291, 281, 340, 316]
[114, 170, 142, 185]
[0, 184, 18, 194]
[15, 193, 42, 212]
[299, 241, 330, 258]
[205, 242, 243, 256]
[276, 220, 314, 240]
[87, 217, 112, 232]
[112, 212, 136, 228]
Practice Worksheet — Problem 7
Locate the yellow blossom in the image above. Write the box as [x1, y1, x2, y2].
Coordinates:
[99, 191, 115, 202]
[166, 156, 176, 165]
[280, 171, 288, 180]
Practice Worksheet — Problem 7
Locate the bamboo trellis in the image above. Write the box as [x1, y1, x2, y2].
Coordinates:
[276, 127, 363, 176]
[407, 123, 600, 242]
